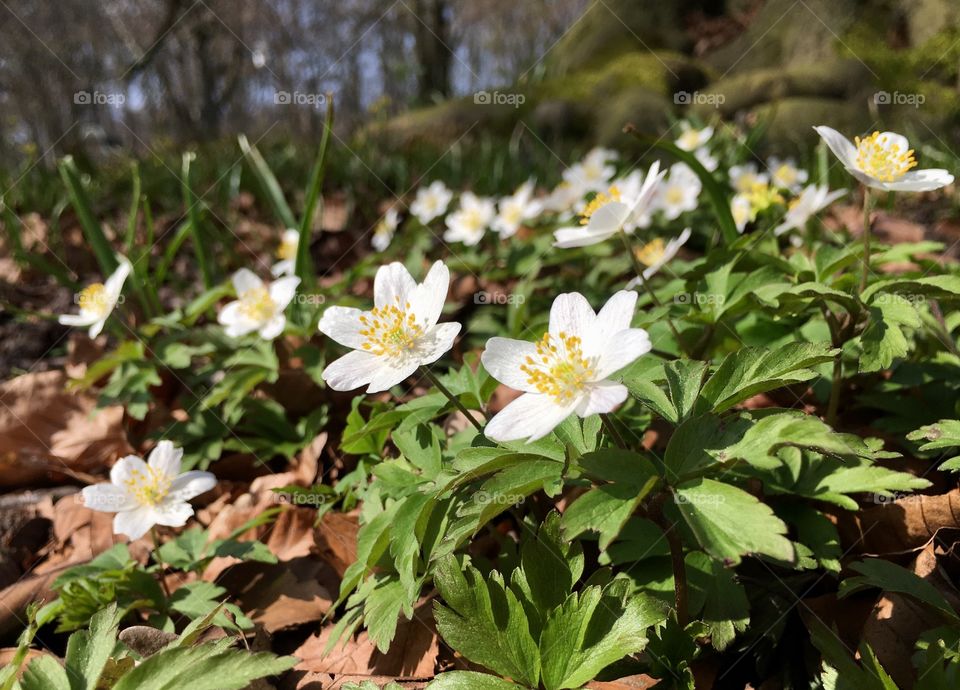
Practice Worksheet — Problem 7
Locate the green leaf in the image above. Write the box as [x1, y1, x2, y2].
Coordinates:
[539, 582, 664, 690]
[237, 135, 297, 229]
[908, 418, 960, 466]
[296, 98, 334, 288]
[672, 478, 794, 565]
[807, 617, 898, 690]
[63, 604, 122, 690]
[58, 156, 117, 276]
[663, 414, 752, 478]
[686, 552, 748, 650]
[181, 152, 214, 288]
[20, 655, 71, 690]
[698, 342, 838, 413]
[111, 643, 296, 690]
[426, 672, 520, 689]
[860, 294, 921, 373]
[433, 555, 540, 687]
[364, 577, 412, 653]
[514, 512, 584, 632]
[839, 559, 959, 621]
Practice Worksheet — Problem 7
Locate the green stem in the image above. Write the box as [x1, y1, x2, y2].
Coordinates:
[860, 187, 873, 294]
[151, 527, 172, 599]
[421, 366, 484, 433]
[620, 232, 687, 356]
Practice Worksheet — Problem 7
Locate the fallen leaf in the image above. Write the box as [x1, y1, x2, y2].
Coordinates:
[835, 490, 960, 555]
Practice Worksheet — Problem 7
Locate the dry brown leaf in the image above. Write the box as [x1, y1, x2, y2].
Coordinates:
[836, 490, 960, 555]
[586, 675, 659, 689]
[0, 561, 77, 638]
[294, 600, 438, 678]
[314, 512, 358, 578]
[0, 370, 132, 488]
[287, 674, 429, 690]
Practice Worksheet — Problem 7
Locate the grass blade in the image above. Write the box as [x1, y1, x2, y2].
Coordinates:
[58, 156, 118, 274]
[238, 135, 297, 229]
[181, 152, 215, 289]
[296, 95, 335, 288]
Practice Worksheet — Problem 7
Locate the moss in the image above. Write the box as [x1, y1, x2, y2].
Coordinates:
[750, 97, 868, 150]
[594, 88, 673, 147]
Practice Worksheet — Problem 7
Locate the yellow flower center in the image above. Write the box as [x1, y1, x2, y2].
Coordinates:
[521, 332, 597, 404]
[580, 186, 621, 225]
[358, 299, 423, 357]
[678, 130, 700, 149]
[78, 283, 111, 316]
[664, 186, 685, 206]
[277, 236, 297, 260]
[238, 286, 277, 322]
[374, 221, 392, 238]
[502, 203, 523, 225]
[745, 181, 782, 213]
[124, 466, 172, 506]
[461, 208, 485, 233]
[635, 238, 666, 266]
[854, 131, 917, 182]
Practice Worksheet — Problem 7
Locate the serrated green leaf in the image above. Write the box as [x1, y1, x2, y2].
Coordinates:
[839, 559, 959, 621]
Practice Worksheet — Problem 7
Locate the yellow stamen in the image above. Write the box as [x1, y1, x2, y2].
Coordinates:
[124, 466, 172, 506]
[276, 236, 297, 260]
[635, 238, 666, 266]
[580, 185, 621, 225]
[78, 283, 110, 315]
[358, 298, 423, 357]
[854, 131, 917, 182]
[519, 331, 597, 404]
[238, 286, 276, 322]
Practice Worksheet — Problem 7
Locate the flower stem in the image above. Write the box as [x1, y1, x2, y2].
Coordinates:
[860, 187, 873, 294]
[600, 413, 628, 449]
[619, 232, 687, 356]
[421, 366, 484, 433]
[151, 527, 172, 599]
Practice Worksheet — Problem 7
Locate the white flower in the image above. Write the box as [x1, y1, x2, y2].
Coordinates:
[611, 170, 652, 230]
[410, 181, 454, 224]
[372, 208, 400, 251]
[553, 162, 664, 248]
[774, 184, 846, 236]
[729, 163, 769, 194]
[82, 441, 216, 540]
[59, 256, 131, 338]
[767, 157, 808, 192]
[271, 228, 299, 277]
[318, 260, 461, 393]
[493, 180, 542, 238]
[626, 228, 692, 285]
[563, 147, 618, 194]
[694, 147, 718, 172]
[676, 124, 713, 152]
[814, 126, 954, 192]
[731, 193, 752, 233]
[218, 269, 300, 340]
[654, 163, 701, 220]
[443, 192, 496, 246]
[542, 181, 583, 215]
[481, 290, 651, 443]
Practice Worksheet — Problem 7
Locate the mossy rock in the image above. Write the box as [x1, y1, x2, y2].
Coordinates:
[749, 97, 868, 151]
[594, 87, 673, 148]
[899, 0, 960, 44]
[542, 0, 686, 77]
[705, 0, 861, 74]
[536, 51, 711, 102]
[691, 59, 873, 119]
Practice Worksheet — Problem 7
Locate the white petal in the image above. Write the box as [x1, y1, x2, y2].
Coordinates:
[169, 470, 216, 501]
[110, 455, 148, 486]
[317, 306, 367, 349]
[232, 268, 263, 295]
[269, 276, 301, 309]
[367, 357, 420, 393]
[223, 314, 258, 338]
[549, 292, 596, 339]
[883, 169, 954, 192]
[575, 381, 629, 417]
[87, 318, 108, 339]
[147, 440, 182, 478]
[113, 506, 157, 540]
[152, 501, 193, 528]
[481, 337, 539, 392]
[217, 300, 241, 327]
[407, 260, 449, 328]
[813, 126, 858, 169]
[58, 313, 98, 327]
[594, 290, 638, 336]
[104, 258, 132, 300]
[82, 483, 136, 513]
[594, 329, 652, 378]
[553, 226, 604, 248]
[415, 322, 461, 365]
[258, 314, 286, 340]
[321, 350, 384, 391]
[484, 393, 577, 443]
[374, 262, 416, 309]
[876, 131, 910, 154]
[586, 201, 631, 235]
[271, 259, 295, 277]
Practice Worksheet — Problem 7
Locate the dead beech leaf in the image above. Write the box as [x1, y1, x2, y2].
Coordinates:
[0, 370, 132, 488]
[294, 600, 438, 677]
[314, 511, 358, 578]
[287, 674, 429, 690]
[836, 490, 960, 555]
[586, 675, 659, 689]
[0, 560, 77, 638]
